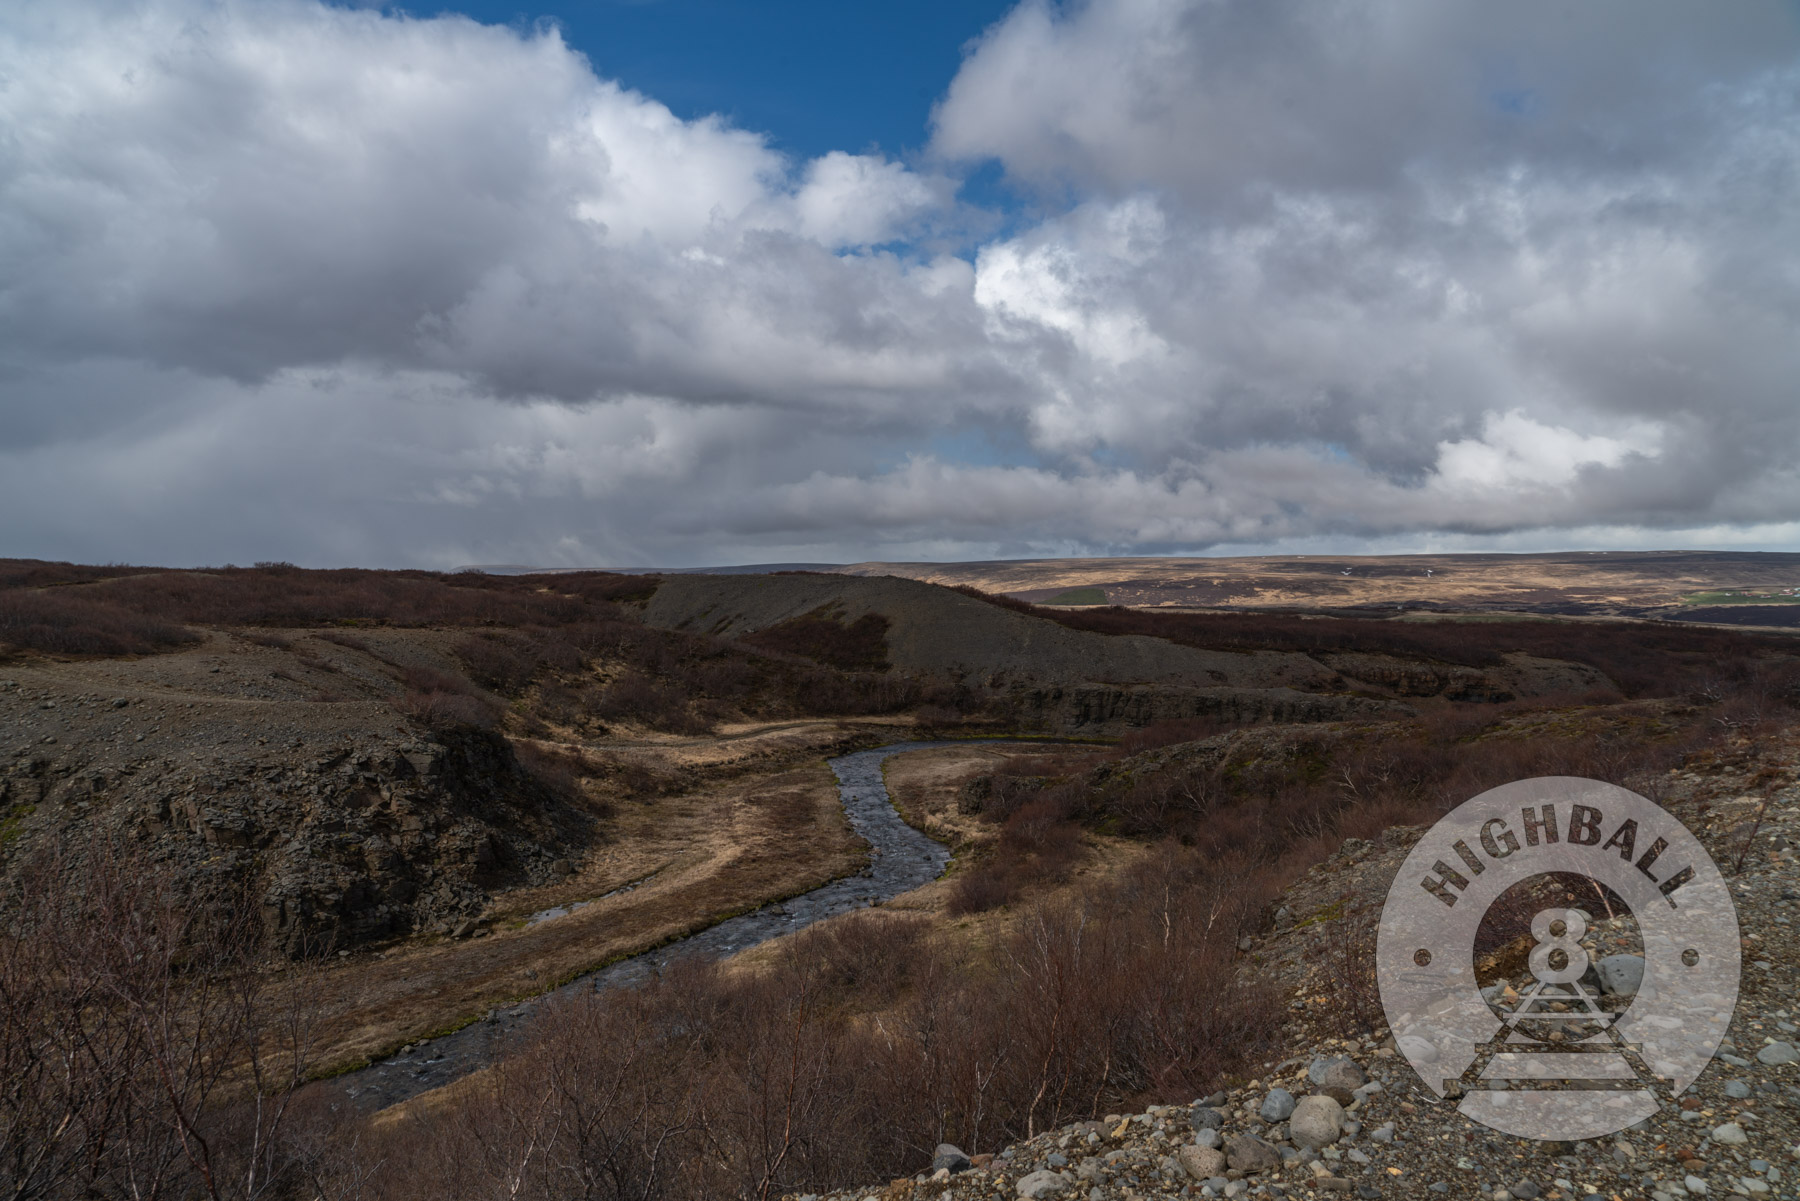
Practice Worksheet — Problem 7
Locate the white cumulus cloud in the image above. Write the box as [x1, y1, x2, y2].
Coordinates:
[1, 0, 1797, 566]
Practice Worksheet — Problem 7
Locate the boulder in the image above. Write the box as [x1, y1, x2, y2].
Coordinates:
[1225, 1133, 1280, 1174]
[1289, 1095, 1346, 1148]
[1758, 1041, 1798, 1066]
[1259, 1087, 1296, 1122]
[1178, 1145, 1227, 1181]
[1596, 954, 1645, 997]
[1194, 1128, 1222, 1149]
[1309, 1056, 1367, 1093]
[1015, 1169, 1068, 1198]
[932, 1143, 972, 1174]
[1190, 1105, 1223, 1130]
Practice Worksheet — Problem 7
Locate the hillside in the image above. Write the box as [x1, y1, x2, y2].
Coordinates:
[803, 724, 1800, 1201]
[641, 572, 1607, 728]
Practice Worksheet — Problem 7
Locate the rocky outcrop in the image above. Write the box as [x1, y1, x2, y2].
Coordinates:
[1009, 683, 1411, 734]
[5, 721, 595, 957]
[1319, 650, 1611, 702]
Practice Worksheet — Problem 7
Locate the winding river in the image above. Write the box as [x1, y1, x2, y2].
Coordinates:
[339, 741, 978, 1110]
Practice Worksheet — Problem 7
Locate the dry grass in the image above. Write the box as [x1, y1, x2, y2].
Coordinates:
[850, 549, 1800, 611]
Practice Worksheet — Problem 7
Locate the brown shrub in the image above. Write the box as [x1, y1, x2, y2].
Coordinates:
[393, 665, 498, 730]
[513, 741, 613, 816]
[0, 589, 199, 657]
[950, 588, 1800, 701]
[741, 607, 892, 673]
[334, 857, 1279, 1200]
[1117, 716, 1233, 756]
[0, 561, 665, 658]
[945, 866, 1018, 915]
[0, 838, 319, 1201]
[397, 690, 497, 731]
[453, 632, 541, 693]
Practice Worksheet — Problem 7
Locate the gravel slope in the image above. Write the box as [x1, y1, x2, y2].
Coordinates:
[799, 732, 1800, 1201]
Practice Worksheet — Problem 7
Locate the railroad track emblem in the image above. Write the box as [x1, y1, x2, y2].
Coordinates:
[1376, 777, 1740, 1140]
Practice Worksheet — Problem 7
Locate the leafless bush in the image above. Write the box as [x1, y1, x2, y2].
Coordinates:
[0, 589, 199, 657]
[740, 607, 891, 673]
[514, 741, 613, 816]
[328, 856, 1279, 1201]
[453, 633, 541, 694]
[0, 838, 318, 1200]
[1117, 717, 1232, 756]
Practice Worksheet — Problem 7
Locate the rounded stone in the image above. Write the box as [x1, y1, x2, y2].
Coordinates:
[1179, 1145, 1227, 1181]
[1756, 1041, 1798, 1066]
[1290, 1095, 1346, 1149]
[1259, 1087, 1296, 1123]
[1313, 1056, 1368, 1093]
[1596, 954, 1646, 997]
[932, 1143, 972, 1174]
[1225, 1133, 1280, 1174]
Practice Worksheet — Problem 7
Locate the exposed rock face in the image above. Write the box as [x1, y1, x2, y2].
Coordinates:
[247, 727, 594, 954]
[5, 720, 594, 956]
[1011, 684, 1411, 734]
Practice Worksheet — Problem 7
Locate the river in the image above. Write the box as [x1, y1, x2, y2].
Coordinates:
[337, 740, 985, 1110]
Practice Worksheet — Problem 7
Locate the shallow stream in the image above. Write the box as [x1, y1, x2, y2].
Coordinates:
[338, 740, 981, 1110]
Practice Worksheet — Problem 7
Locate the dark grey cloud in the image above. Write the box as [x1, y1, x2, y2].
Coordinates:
[1, 0, 1797, 567]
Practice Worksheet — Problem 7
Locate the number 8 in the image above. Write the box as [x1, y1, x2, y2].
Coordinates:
[1528, 907, 1590, 984]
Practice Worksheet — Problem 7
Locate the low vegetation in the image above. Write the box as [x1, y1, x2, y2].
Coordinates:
[0, 560, 658, 655]
[956, 585, 1800, 698]
[5, 561, 1800, 1199]
[739, 605, 892, 673]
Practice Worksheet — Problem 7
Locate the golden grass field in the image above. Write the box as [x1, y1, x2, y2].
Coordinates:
[835, 549, 1800, 614]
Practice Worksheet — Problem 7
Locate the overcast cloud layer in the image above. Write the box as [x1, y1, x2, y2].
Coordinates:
[3, 0, 1798, 568]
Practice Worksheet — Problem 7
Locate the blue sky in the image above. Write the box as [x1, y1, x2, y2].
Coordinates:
[388, 1, 1019, 161]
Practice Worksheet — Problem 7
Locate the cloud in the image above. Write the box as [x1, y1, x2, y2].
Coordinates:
[932, 0, 1800, 203]
[1, 0, 1797, 566]
[0, 0, 971, 401]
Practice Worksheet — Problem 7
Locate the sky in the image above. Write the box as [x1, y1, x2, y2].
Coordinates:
[2, 1, 1799, 570]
